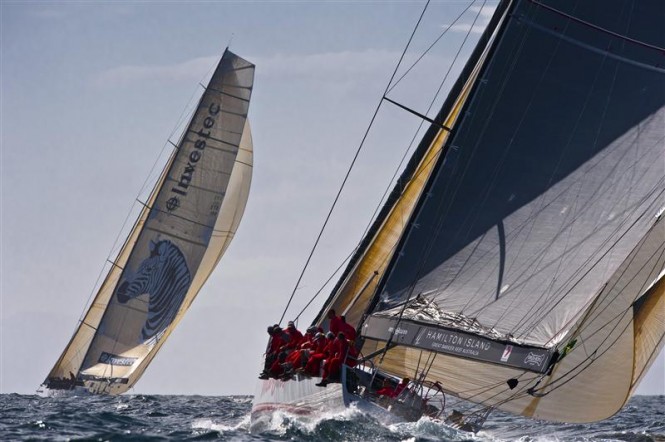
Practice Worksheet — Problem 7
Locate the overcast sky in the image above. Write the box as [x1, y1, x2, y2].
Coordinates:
[2, 0, 663, 399]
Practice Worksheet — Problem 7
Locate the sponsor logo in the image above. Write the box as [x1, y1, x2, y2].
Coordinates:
[168, 102, 222, 212]
[115, 239, 192, 341]
[423, 329, 491, 352]
[99, 352, 137, 367]
[524, 352, 547, 367]
[501, 345, 513, 362]
[388, 326, 409, 336]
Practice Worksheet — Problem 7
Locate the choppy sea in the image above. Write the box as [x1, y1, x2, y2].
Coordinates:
[0, 394, 662, 441]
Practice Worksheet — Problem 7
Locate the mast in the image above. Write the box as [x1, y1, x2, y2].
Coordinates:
[314, 0, 513, 330]
[43, 49, 255, 394]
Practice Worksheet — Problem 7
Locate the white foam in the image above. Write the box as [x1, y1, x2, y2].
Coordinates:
[191, 414, 250, 434]
[389, 416, 471, 441]
[250, 403, 367, 436]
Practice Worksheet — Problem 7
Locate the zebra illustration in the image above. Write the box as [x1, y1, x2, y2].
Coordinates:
[115, 239, 192, 341]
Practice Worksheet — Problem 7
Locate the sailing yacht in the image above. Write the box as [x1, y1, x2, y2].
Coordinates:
[40, 50, 255, 396]
[251, 0, 665, 430]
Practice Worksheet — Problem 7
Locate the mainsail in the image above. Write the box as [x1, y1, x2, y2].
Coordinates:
[316, 0, 664, 423]
[42, 49, 255, 395]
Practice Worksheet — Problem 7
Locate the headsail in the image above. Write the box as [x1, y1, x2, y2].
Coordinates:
[43, 49, 255, 394]
[319, 0, 664, 423]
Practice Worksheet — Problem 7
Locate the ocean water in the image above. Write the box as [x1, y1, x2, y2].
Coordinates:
[0, 394, 663, 441]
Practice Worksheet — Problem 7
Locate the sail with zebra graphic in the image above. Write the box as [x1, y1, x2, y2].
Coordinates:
[40, 49, 255, 395]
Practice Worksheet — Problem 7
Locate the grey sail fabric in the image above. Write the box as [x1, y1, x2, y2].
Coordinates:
[372, 0, 665, 348]
[44, 50, 255, 394]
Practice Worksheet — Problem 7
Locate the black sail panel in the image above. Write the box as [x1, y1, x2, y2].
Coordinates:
[373, 0, 665, 347]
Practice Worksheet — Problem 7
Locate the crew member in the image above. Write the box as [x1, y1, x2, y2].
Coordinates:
[327, 309, 343, 335]
[339, 315, 357, 342]
[284, 321, 304, 350]
[268, 351, 288, 378]
[259, 325, 290, 379]
[316, 332, 349, 386]
[304, 332, 333, 377]
[376, 379, 396, 398]
[394, 377, 410, 397]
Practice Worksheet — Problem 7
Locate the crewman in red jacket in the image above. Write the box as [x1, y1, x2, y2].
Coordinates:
[339, 315, 357, 342]
[316, 332, 349, 386]
[376, 379, 396, 398]
[304, 332, 333, 377]
[300, 326, 318, 349]
[327, 309, 343, 336]
[393, 377, 410, 397]
[260, 325, 287, 379]
[268, 351, 288, 378]
[284, 326, 318, 373]
[284, 321, 304, 350]
[269, 325, 290, 354]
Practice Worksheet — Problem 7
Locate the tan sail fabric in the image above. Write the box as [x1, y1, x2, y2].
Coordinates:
[369, 215, 665, 422]
[45, 155, 170, 385]
[100, 121, 254, 393]
[631, 273, 665, 394]
[44, 50, 255, 394]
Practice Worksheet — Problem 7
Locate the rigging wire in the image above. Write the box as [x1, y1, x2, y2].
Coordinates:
[513, 2, 652, 336]
[73, 62, 217, 326]
[465, 0, 595, 326]
[293, 0, 488, 322]
[293, 248, 357, 321]
[500, 0, 624, 332]
[278, 0, 433, 324]
[54, 58, 223, 379]
[386, 1, 478, 94]
[464, 205, 664, 402]
[370, 0, 663, 415]
[509, 138, 665, 336]
[528, 218, 665, 394]
[379, 0, 489, 360]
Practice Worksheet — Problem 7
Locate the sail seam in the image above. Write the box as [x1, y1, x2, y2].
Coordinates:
[184, 129, 240, 151]
[164, 175, 231, 194]
[520, 17, 665, 74]
[143, 226, 209, 247]
[528, 0, 665, 53]
[204, 85, 251, 102]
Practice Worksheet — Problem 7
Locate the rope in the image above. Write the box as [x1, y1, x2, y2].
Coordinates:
[293, 0, 486, 322]
[380, 0, 489, 357]
[278, 0, 432, 324]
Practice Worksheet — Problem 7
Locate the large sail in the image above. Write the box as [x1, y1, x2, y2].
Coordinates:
[350, 0, 663, 423]
[314, 1, 512, 330]
[43, 49, 255, 394]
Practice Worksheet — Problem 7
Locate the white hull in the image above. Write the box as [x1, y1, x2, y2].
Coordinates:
[36, 386, 90, 398]
[250, 369, 416, 431]
[251, 375, 345, 421]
